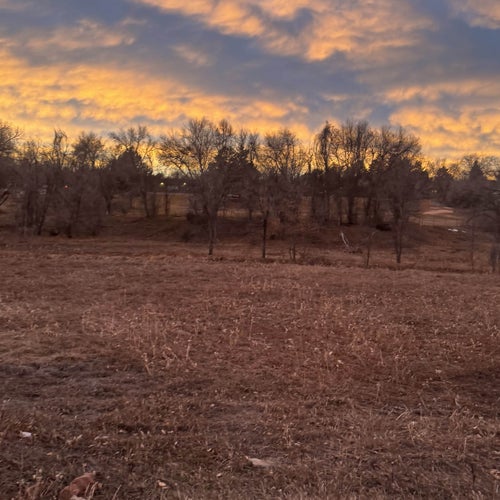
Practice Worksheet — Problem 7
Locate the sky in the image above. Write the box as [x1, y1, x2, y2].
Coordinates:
[1, 0, 500, 160]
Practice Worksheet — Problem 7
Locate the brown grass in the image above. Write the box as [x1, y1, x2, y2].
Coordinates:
[0, 229, 499, 499]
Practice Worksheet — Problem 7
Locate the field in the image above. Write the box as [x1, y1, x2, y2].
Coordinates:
[1, 222, 499, 499]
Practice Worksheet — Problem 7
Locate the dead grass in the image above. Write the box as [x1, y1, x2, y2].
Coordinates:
[0, 233, 499, 499]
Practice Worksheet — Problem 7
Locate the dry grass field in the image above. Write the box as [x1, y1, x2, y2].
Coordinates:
[1, 221, 499, 498]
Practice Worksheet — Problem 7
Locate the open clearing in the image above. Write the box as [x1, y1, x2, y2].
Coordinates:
[1, 234, 499, 499]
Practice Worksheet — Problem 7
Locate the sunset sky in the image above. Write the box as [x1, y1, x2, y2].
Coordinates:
[1, 0, 499, 159]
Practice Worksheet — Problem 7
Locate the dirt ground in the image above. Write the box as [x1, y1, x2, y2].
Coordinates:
[0, 231, 499, 499]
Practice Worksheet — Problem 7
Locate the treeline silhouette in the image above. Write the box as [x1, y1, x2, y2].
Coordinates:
[0, 118, 499, 263]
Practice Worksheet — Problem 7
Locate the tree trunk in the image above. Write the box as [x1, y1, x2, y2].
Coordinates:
[208, 214, 217, 256]
[393, 219, 403, 264]
[141, 190, 151, 218]
[324, 191, 331, 224]
[364, 230, 375, 268]
[261, 213, 268, 259]
[469, 220, 476, 270]
[336, 197, 343, 226]
[347, 196, 356, 224]
[106, 197, 112, 215]
[36, 196, 51, 236]
[363, 195, 372, 224]
[67, 193, 82, 238]
[164, 192, 169, 216]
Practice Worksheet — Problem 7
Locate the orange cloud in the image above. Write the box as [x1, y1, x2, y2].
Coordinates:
[384, 78, 500, 103]
[302, 1, 432, 62]
[210, 2, 264, 37]
[133, 0, 433, 62]
[2, 0, 498, 160]
[0, 48, 313, 144]
[390, 104, 500, 159]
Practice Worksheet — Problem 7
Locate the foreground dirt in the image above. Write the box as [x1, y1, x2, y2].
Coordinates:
[1, 236, 499, 499]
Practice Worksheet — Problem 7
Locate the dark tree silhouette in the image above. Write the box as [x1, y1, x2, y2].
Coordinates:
[159, 118, 244, 255]
[110, 126, 160, 218]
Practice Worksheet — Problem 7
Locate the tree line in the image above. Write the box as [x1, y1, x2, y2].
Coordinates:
[0, 118, 499, 264]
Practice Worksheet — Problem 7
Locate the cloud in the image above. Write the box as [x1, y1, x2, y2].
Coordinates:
[0, 0, 31, 11]
[391, 102, 500, 158]
[11, 18, 135, 52]
[383, 78, 500, 105]
[448, 0, 500, 29]
[298, 0, 433, 62]
[172, 44, 214, 67]
[0, 48, 310, 143]
[380, 74, 500, 158]
[133, 0, 434, 62]
[0, 0, 499, 159]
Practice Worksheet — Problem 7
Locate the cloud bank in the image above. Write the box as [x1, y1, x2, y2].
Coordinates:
[0, 0, 499, 158]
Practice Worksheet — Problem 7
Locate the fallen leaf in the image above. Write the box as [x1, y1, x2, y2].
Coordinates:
[58, 472, 96, 500]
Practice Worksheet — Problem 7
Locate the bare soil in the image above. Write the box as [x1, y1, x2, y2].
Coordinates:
[0, 229, 499, 499]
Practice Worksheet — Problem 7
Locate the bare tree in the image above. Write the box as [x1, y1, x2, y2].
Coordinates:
[336, 120, 374, 225]
[352, 126, 424, 264]
[365, 126, 421, 225]
[486, 162, 500, 238]
[447, 156, 500, 269]
[312, 120, 374, 225]
[0, 121, 21, 157]
[232, 130, 260, 221]
[472, 159, 500, 267]
[259, 128, 306, 260]
[16, 140, 45, 233]
[256, 165, 279, 259]
[55, 132, 106, 237]
[383, 158, 428, 264]
[160, 118, 216, 177]
[16, 130, 72, 236]
[110, 126, 159, 218]
[72, 131, 105, 169]
[32, 130, 69, 235]
[313, 121, 339, 223]
[159, 117, 240, 255]
[0, 121, 22, 206]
